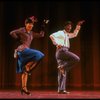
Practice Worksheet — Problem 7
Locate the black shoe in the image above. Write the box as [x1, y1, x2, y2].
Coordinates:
[21, 88, 31, 95]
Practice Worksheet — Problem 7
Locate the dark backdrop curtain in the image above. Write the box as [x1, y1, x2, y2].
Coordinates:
[0, 1, 100, 90]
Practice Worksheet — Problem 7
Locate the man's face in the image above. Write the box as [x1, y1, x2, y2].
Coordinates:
[65, 24, 72, 33]
[25, 23, 34, 31]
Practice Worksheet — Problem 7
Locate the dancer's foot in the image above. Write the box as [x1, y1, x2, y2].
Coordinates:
[58, 66, 65, 77]
[58, 90, 70, 94]
[21, 87, 31, 95]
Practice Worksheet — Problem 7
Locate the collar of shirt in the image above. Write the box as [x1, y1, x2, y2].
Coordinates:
[63, 30, 69, 36]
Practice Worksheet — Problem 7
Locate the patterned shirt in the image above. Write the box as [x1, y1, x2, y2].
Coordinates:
[10, 27, 44, 51]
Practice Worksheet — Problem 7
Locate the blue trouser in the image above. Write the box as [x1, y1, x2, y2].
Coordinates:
[56, 47, 80, 91]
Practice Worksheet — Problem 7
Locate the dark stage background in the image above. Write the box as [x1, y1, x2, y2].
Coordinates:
[0, 1, 100, 90]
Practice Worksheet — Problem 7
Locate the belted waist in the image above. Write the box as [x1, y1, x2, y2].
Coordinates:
[61, 46, 69, 49]
[16, 44, 29, 52]
[56, 45, 69, 50]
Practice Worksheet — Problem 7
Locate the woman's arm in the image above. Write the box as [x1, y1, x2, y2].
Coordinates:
[10, 28, 22, 39]
[32, 31, 45, 38]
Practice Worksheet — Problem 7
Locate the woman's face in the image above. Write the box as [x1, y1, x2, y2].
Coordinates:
[25, 23, 34, 31]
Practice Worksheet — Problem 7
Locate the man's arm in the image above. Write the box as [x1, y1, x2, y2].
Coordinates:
[49, 34, 62, 49]
[68, 20, 85, 38]
[49, 35, 58, 46]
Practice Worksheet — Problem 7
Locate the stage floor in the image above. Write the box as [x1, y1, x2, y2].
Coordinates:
[0, 89, 100, 99]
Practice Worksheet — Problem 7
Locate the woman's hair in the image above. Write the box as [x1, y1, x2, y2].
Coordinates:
[25, 16, 37, 24]
[25, 18, 33, 24]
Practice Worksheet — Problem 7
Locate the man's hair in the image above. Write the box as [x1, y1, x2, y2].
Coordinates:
[64, 21, 73, 27]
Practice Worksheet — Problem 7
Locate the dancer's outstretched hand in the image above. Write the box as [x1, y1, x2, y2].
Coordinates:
[77, 20, 85, 26]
